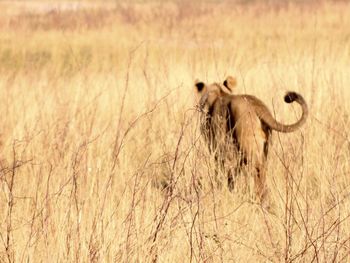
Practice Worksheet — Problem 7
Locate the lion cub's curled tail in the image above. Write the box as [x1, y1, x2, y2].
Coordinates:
[257, 91, 308, 133]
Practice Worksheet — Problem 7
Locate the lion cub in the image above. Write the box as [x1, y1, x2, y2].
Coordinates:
[195, 76, 308, 200]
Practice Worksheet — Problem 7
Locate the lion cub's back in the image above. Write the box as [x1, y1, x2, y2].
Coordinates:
[229, 96, 268, 158]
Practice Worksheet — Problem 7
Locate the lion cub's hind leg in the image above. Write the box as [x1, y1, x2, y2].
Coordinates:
[253, 161, 267, 201]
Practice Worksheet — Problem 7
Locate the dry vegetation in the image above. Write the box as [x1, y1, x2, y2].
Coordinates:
[0, 1, 350, 262]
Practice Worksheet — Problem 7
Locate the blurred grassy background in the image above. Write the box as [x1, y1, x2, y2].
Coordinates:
[0, 1, 350, 262]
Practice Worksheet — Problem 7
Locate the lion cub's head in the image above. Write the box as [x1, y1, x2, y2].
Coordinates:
[194, 76, 237, 111]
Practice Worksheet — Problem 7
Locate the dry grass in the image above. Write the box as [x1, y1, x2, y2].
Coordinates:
[0, 1, 350, 262]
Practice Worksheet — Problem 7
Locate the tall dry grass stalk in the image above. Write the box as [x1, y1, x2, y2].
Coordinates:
[0, 1, 350, 262]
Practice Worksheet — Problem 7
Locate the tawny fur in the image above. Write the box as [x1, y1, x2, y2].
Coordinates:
[195, 76, 308, 200]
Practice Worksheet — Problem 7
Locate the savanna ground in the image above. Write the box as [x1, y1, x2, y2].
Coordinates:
[0, 0, 350, 262]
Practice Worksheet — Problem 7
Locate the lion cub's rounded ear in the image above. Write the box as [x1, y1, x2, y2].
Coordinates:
[194, 80, 205, 92]
[223, 76, 237, 91]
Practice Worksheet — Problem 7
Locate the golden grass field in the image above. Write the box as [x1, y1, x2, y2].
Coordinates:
[0, 1, 350, 262]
